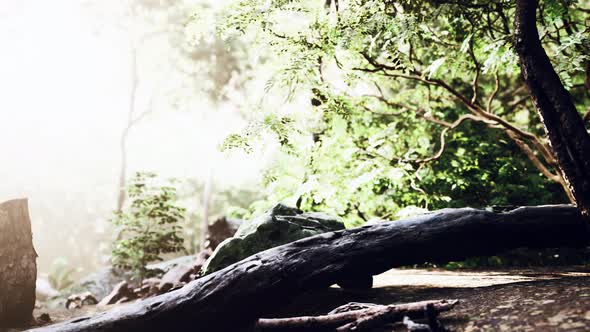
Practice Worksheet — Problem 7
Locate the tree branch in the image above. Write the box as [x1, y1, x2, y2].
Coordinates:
[256, 299, 458, 331]
[467, 28, 480, 105]
[354, 53, 566, 194]
[505, 131, 559, 181]
[417, 114, 490, 163]
[360, 95, 414, 116]
[487, 73, 500, 113]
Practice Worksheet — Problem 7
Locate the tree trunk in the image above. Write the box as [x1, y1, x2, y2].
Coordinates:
[200, 168, 213, 251]
[116, 46, 140, 213]
[514, 0, 590, 220]
[116, 128, 130, 213]
[31, 205, 588, 332]
[0, 199, 37, 327]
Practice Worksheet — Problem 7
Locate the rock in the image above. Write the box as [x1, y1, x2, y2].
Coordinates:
[138, 278, 161, 298]
[97, 281, 135, 307]
[145, 255, 196, 276]
[205, 216, 242, 250]
[115, 297, 131, 305]
[73, 218, 236, 302]
[158, 265, 193, 293]
[66, 255, 195, 300]
[63, 217, 234, 298]
[36, 313, 51, 324]
[157, 249, 212, 295]
[36, 278, 60, 301]
[68, 267, 133, 300]
[65, 292, 98, 309]
[192, 249, 212, 275]
[202, 204, 344, 274]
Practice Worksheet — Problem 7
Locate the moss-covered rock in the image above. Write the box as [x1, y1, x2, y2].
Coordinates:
[202, 204, 344, 274]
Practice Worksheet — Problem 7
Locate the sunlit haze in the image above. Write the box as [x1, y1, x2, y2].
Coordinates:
[0, 0, 272, 273]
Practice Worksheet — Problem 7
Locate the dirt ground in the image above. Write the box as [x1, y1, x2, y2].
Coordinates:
[272, 267, 590, 331]
[16, 266, 590, 331]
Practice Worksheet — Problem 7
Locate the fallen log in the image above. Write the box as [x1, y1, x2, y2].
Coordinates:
[255, 299, 457, 331]
[32, 205, 588, 332]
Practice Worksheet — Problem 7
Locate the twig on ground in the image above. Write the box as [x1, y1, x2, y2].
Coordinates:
[255, 299, 458, 332]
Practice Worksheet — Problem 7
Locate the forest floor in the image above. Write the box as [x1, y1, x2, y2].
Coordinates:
[271, 266, 590, 331]
[23, 266, 590, 331]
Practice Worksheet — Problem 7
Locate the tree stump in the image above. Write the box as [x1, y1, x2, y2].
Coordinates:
[0, 198, 37, 327]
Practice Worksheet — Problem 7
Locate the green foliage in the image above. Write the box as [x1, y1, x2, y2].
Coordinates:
[178, 179, 263, 253]
[433, 247, 590, 269]
[421, 123, 568, 209]
[111, 172, 186, 280]
[48, 258, 80, 291]
[191, 0, 590, 238]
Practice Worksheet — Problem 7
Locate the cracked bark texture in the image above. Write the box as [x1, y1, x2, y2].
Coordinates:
[514, 0, 590, 221]
[31, 205, 588, 332]
[0, 199, 37, 327]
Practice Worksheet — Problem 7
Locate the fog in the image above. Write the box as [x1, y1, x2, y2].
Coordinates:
[0, 0, 274, 275]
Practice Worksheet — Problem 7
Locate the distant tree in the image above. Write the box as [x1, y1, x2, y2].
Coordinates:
[84, 0, 247, 212]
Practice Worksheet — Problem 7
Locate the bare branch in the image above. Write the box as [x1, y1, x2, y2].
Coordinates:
[505, 131, 574, 203]
[377, 71, 559, 170]
[360, 104, 406, 117]
[417, 114, 488, 163]
[471, 68, 480, 104]
[360, 94, 456, 128]
[505, 131, 559, 181]
[487, 73, 500, 113]
[256, 299, 458, 331]
[354, 55, 564, 191]
[360, 95, 416, 115]
[507, 95, 530, 111]
[467, 33, 481, 104]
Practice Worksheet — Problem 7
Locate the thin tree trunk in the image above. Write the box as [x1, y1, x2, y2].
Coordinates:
[514, 0, 590, 220]
[116, 46, 139, 212]
[0, 199, 37, 327]
[116, 128, 130, 212]
[200, 168, 213, 251]
[31, 205, 589, 332]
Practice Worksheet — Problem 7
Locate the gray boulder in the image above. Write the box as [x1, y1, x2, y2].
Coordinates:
[60, 216, 241, 302]
[202, 204, 344, 274]
[64, 255, 195, 300]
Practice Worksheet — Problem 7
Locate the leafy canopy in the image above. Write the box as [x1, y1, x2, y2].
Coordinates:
[198, 0, 589, 226]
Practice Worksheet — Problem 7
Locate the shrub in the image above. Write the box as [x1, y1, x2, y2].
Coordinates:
[111, 172, 185, 280]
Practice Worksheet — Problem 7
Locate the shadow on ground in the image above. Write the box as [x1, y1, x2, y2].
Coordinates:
[269, 267, 590, 331]
[9, 267, 590, 332]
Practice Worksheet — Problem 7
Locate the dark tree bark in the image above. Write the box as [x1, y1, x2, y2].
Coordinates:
[0, 199, 37, 327]
[31, 205, 588, 332]
[514, 0, 590, 220]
